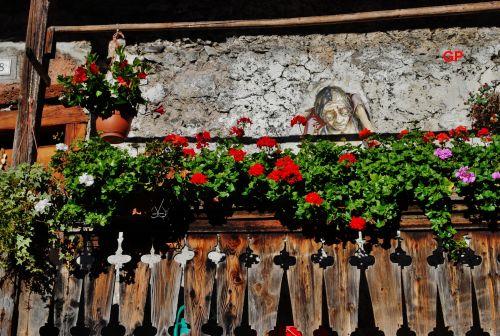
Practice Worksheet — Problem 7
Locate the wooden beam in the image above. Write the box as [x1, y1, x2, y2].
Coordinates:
[25, 48, 51, 86]
[12, 0, 51, 166]
[0, 105, 87, 131]
[0, 84, 66, 106]
[47, 1, 500, 36]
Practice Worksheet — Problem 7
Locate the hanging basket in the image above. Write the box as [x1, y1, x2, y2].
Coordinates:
[95, 108, 134, 144]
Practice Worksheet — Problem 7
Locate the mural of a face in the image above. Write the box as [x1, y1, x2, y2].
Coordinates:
[314, 86, 355, 133]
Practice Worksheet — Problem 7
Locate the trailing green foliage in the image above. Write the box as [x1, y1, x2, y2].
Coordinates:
[1, 128, 498, 276]
[0, 164, 61, 275]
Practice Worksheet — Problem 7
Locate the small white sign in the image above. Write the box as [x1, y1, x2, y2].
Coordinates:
[0, 59, 12, 76]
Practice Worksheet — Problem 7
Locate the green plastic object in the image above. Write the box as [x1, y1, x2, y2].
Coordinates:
[173, 305, 190, 336]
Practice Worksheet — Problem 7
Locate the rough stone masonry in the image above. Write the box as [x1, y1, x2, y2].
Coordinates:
[126, 27, 500, 138]
[1, 27, 499, 138]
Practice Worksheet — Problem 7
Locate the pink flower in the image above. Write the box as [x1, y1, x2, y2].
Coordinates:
[434, 148, 453, 160]
[455, 166, 476, 183]
[492, 172, 500, 180]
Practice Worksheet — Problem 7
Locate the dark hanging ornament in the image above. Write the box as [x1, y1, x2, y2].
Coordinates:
[239, 245, 260, 268]
[348, 232, 375, 270]
[273, 240, 296, 271]
[427, 238, 445, 267]
[457, 235, 482, 268]
[311, 239, 334, 269]
[390, 231, 412, 268]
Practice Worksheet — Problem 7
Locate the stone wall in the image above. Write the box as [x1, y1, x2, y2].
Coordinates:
[126, 27, 499, 138]
[1, 27, 499, 138]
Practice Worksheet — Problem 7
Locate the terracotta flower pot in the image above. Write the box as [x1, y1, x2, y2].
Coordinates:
[95, 109, 134, 144]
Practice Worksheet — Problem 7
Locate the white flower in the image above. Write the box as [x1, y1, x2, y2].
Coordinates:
[79, 173, 95, 187]
[34, 198, 52, 214]
[55, 143, 68, 151]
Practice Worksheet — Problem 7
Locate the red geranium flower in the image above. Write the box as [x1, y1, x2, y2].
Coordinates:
[190, 172, 208, 185]
[349, 216, 366, 231]
[74, 66, 88, 83]
[183, 148, 196, 157]
[138, 71, 147, 79]
[304, 192, 323, 205]
[267, 170, 282, 182]
[89, 63, 99, 75]
[358, 128, 373, 139]
[422, 131, 436, 143]
[196, 131, 211, 148]
[436, 133, 450, 143]
[230, 126, 245, 138]
[290, 115, 307, 127]
[248, 163, 265, 177]
[367, 139, 381, 148]
[163, 133, 189, 147]
[338, 153, 357, 167]
[228, 147, 246, 162]
[116, 76, 128, 87]
[449, 125, 468, 137]
[397, 129, 409, 138]
[477, 128, 489, 136]
[237, 117, 252, 125]
[269, 156, 303, 184]
[257, 136, 278, 148]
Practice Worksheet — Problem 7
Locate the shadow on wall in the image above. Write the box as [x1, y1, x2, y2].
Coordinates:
[1, 0, 500, 42]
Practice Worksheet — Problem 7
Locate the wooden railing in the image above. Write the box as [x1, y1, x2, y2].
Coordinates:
[0, 210, 497, 336]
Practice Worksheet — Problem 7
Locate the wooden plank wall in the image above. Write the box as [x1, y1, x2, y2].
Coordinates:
[0, 230, 498, 336]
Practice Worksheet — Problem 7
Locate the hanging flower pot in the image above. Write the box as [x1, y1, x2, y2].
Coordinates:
[95, 107, 134, 144]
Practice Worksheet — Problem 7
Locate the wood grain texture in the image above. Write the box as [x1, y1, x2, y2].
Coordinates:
[247, 234, 284, 336]
[217, 234, 247, 335]
[85, 266, 114, 335]
[50, 2, 500, 34]
[0, 105, 87, 131]
[119, 262, 150, 335]
[150, 253, 182, 336]
[53, 265, 82, 335]
[64, 123, 87, 145]
[16, 281, 49, 336]
[365, 239, 402, 336]
[401, 232, 437, 336]
[0, 83, 65, 105]
[184, 235, 217, 336]
[12, 0, 51, 166]
[470, 231, 499, 335]
[287, 235, 322, 334]
[436, 258, 472, 336]
[324, 242, 359, 336]
[3, 146, 56, 168]
[0, 270, 16, 336]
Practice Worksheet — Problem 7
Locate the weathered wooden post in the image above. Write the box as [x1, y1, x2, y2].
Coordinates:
[12, 0, 51, 166]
